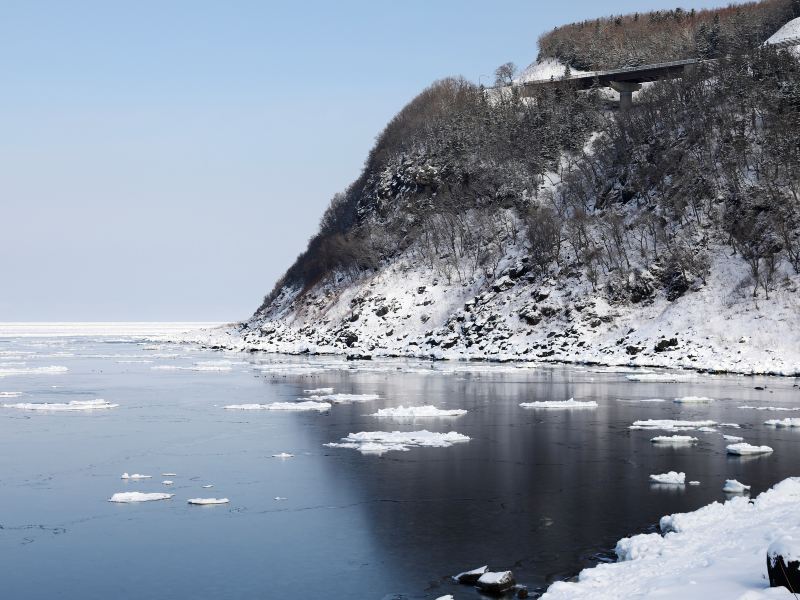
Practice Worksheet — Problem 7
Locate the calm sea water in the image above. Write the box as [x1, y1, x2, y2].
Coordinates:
[0, 330, 798, 599]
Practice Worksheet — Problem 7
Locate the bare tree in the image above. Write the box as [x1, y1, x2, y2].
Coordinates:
[494, 62, 517, 86]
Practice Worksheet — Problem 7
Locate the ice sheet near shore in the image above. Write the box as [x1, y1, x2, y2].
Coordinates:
[542, 477, 800, 599]
[2, 399, 118, 411]
[325, 430, 470, 455]
[370, 405, 467, 418]
[223, 401, 332, 412]
[520, 398, 598, 409]
[673, 396, 714, 403]
[303, 387, 334, 395]
[765, 418, 800, 427]
[108, 492, 174, 503]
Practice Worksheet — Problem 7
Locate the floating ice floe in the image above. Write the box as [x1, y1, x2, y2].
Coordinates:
[726, 443, 773, 456]
[673, 396, 714, 403]
[723, 435, 744, 442]
[121, 473, 152, 480]
[520, 398, 598, 409]
[722, 479, 751, 493]
[739, 405, 800, 412]
[303, 387, 334, 395]
[0, 365, 68, 378]
[435, 596, 454, 600]
[201, 484, 214, 488]
[630, 419, 717, 431]
[161, 472, 177, 476]
[650, 471, 686, 485]
[108, 492, 173, 503]
[650, 435, 698, 445]
[1, 399, 118, 411]
[719, 423, 741, 428]
[274, 496, 287, 501]
[272, 452, 294, 459]
[370, 405, 467, 418]
[625, 373, 693, 382]
[696, 426, 718, 433]
[689, 481, 701, 486]
[0, 391, 21, 398]
[765, 418, 800, 428]
[223, 401, 332, 412]
[326, 430, 470, 455]
[187, 497, 229, 505]
[307, 393, 380, 404]
[453, 565, 488, 583]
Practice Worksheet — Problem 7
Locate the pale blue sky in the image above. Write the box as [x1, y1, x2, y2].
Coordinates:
[1, 0, 735, 321]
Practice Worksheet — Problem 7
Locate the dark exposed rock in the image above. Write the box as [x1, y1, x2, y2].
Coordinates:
[655, 338, 679, 352]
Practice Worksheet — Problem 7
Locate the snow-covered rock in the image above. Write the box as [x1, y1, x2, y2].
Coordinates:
[650, 471, 686, 485]
[476, 570, 516, 593]
[108, 492, 173, 503]
[325, 430, 470, 455]
[726, 443, 774, 456]
[452, 565, 488, 584]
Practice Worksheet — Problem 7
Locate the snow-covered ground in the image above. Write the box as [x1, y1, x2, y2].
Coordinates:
[766, 16, 800, 55]
[541, 477, 800, 599]
[174, 243, 800, 378]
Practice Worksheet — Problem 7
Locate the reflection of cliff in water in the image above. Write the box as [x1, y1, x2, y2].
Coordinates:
[272, 360, 800, 597]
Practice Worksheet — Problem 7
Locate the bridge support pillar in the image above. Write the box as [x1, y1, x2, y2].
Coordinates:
[610, 81, 642, 112]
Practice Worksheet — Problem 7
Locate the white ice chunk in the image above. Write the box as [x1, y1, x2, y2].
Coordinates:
[272, 452, 294, 458]
[223, 401, 332, 411]
[108, 492, 173, 503]
[303, 387, 334, 394]
[631, 419, 717, 431]
[765, 418, 800, 428]
[650, 435, 698, 444]
[162, 480, 174, 485]
[723, 479, 751, 493]
[0, 365, 68, 378]
[674, 396, 714, 403]
[326, 430, 470, 455]
[187, 497, 229, 505]
[121, 473, 152, 480]
[520, 398, 598, 409]
[650, 471, 686, 485]
[161, 472, 177, 476]
[201, 484, 214, 488]
[370, 405, 467, 418]
[723, 435, 744, 442]
[307, 393, 380, 404]
[726, 443, 773, 456]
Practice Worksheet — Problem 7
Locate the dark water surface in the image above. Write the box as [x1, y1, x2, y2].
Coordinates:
[0, 334, 798, 599]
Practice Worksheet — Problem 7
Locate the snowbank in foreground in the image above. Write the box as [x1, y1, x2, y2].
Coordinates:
[325, 430, 470, 455]
[542, 477, 800, 599]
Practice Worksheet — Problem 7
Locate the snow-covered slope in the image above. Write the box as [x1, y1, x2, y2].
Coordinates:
[542, 477, 800, 599]
[183, 239, 800, 376]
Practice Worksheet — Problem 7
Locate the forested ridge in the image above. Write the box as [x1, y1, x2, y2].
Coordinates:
[255, 0, 800, 356]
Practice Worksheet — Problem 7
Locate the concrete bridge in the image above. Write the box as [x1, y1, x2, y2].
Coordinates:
[516, 35, 800, 111]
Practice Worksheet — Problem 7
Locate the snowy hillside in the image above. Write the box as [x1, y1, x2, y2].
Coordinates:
[183, 10, 800, 378]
